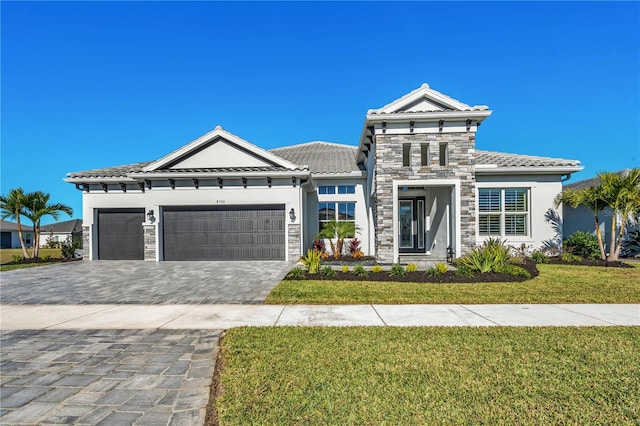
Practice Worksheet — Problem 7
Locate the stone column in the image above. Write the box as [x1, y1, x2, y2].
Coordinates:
[288, 224, 301, 261]
[82, 225, 91, 260]
[143, 224, 157, 261]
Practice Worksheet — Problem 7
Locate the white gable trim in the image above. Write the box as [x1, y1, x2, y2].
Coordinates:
[143, 126, 300, 172]
[374, 83, 484, 114]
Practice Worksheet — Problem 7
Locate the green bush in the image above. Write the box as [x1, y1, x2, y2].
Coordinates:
[563, 231, 600, 260]
[455, 264, 475, 278]
[530, 250, 548, 264]
[60, 236, 80, 259]
[320, 265, 337, 278]
[12, 254, 23, 263]
[371, 265, 383, 273]
[493, 263, 531, 278]
[352, 264, 369, 277]
[300, 249, 322, 274]
[561, 252, 582, 263]
[435, 262, 448, 274]
[341, 265, 350, 273]
[287, 267, 306, 279]
[456, 238, 510, 273]
[406, 263, 418, 273]
[389, 264, 406, 277]
[42, 254, 51, 261]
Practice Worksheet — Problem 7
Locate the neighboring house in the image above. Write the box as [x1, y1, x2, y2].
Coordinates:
[563, 169, 639, 254]
[65, 84, 583, 263]
[0, 220, 33, 249]
[39, 219, 83, 247]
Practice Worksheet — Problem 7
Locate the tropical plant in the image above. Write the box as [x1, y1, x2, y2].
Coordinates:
[406, 263, 418, 273]
[530, 250, 549, 264]
[492, 263, 531, 278]
[563, 231, 600, 260]
[454, 264, 475, 278]
[22, 191, 73, 258]
[0, 188, 31, 258]
[456, 238, 510, 273]
[555, 186, 607, 260]
[320, 265, 337, 277]
[621, 230, 640, 258]
[351, 250, 364, 259]
[314, 220, 358, 259]
[434, 262, 448, 274]
[389, 264, 406, 277]
[352, 264, 369, 277]
[425, 266, 440, 278]
[60, 236, 81, 259]
[312, 239, 326, 253]
[287, 267, 306, 279]
[348, 238, 362, 255]
[598, 169, 640, 261]
[371, 265, 383, 273]
[300, 249, 322, 274]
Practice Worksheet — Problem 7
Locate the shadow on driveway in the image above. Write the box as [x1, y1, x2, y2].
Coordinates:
[0, 261, 293, 305]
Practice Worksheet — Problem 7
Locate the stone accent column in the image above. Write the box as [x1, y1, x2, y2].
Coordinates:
[143, 224, 157, 261]
[288, 224, 301, 261]
[82, 225, 91, 260]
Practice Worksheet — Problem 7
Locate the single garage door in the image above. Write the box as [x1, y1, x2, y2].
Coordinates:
[98, 208, 145, 260]
[163, 205, 285, 261]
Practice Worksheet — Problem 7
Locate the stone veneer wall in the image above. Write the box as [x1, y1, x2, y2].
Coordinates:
[374, 132, 476, 263]
[143, 224, 156, 261]
[288, 223, 301, 261]
[82, 226, 91, 260]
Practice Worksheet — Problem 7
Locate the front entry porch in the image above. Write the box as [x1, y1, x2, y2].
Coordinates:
[392, 180, 461, 264]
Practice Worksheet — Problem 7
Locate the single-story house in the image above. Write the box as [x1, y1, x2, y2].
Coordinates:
[65, 84, 583, 263]
[0, 220, 33, 249]
[563, 169, 639, 255]
[39, 219, 83, 247]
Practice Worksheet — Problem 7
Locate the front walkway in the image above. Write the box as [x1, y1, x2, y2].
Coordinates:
[2, 304, 639, 329]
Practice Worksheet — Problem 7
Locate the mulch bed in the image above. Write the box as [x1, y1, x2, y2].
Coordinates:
[546, 257, 635, 268]
[287, 260, 540, 283]
[3, 257, 82, 266]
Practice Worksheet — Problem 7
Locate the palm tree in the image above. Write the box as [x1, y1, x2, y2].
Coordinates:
[555, 185, 607, 260]
[0, 188, 31, 258]
[22, 191, 73, 258]
[314, 220, 357, 259]
[599, 169, 640, 261]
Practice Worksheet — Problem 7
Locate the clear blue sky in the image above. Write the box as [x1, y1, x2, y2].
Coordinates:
[2, 1, 639, 224]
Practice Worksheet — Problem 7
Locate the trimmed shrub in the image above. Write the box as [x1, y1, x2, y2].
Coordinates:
[341, 265, 350, 273]
[530, 250, 549, 264]
[406, 263, 418, 273]
[352, 264, 369, 277]
[371, 265, 383, 273]
[389, 264, 406, 277]
[493, 263, 531, 278]
[563, 231, 600, 260]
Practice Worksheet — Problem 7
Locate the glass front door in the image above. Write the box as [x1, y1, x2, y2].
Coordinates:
[399, 197, 425, 253]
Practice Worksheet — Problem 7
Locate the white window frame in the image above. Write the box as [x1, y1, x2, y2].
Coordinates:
[478, 188, 530, 237]
[318, 201, 356, 237]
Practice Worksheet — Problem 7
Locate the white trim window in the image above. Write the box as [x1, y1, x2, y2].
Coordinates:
[478, 188, 529, 236]
[318, 202, 356, 237]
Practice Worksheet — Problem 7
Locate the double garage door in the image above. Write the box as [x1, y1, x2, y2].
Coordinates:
[97, 205, 285, 261]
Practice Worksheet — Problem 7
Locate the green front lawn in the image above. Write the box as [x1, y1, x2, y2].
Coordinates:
[266, 263, 640, 304]
[0, 248, 62, 265]
[215, 327, 639, 425]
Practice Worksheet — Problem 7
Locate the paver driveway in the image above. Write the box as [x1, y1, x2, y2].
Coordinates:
[0, 260, 293, 304]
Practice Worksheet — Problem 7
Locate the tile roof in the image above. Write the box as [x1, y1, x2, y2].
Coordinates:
[564, 169, 632, 190]
[39, 219, 83, 234]
[475, 150, 581, 168]
[0, 220, 33, 232]
[270, 142, 362, 174]
[67, 161, 152, 179]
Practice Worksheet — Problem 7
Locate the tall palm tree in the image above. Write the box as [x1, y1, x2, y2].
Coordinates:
[22, 191, 73, 258]
[555, 185, 608, 260]
[0, 188, 31, 258]
[599, 169, 640, 261]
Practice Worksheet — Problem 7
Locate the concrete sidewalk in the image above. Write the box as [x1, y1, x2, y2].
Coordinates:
[2, 304, 638, 329]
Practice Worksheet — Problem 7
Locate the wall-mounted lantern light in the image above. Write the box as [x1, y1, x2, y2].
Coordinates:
[147, 209, 156, 223]
[289, 208, 296, 223]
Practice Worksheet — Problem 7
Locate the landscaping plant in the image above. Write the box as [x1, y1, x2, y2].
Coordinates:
[406, 263, 418, 273]
[456, 238, 510, 273]
[287, 267, 306, 279]
[371, 265, 383, 273]
[352, 264, 369, 277]
[530, 250, 549, 264]
[563, 231, 600, 259]
[320, 265, 337, 278]
[348, 238, 361, 255]
[300, 249, 322, 274]
[341, 265, 349, 273]
[314, 220, 357, 259]
[389, 264, 406, 277]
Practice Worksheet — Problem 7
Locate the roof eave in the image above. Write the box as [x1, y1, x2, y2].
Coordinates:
[475, 165, 584, 175]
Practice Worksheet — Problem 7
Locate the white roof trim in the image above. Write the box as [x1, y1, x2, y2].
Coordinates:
[475, 166, 584, 175]
[143, 126, 299, 172]
[373, 83, 486, 114]
[366, 110, 492, 123]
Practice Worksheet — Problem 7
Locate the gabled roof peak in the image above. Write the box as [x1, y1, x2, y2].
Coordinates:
[371, 83, 490, 114]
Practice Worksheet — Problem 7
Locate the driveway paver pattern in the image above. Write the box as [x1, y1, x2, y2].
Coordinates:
[0, 260, 293, 304]
[0, 329, 221, 425]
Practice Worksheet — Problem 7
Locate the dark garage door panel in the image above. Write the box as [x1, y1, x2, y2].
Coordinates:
[98, 208, 145, 260]
[163, 205, 285, 261]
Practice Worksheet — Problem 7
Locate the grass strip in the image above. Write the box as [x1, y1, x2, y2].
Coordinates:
[216, 327, 640, 425]
[266, 264, 640, 304]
